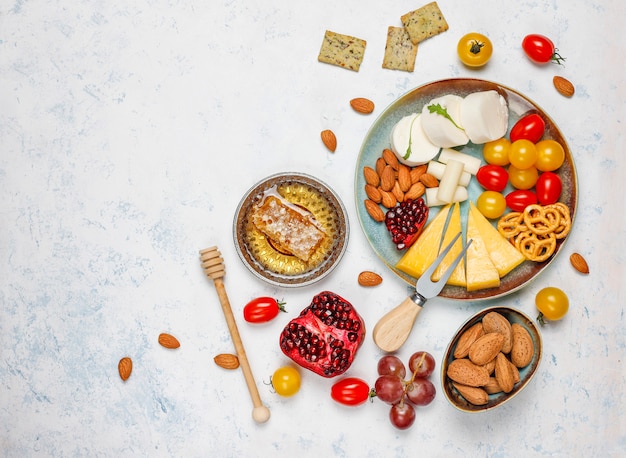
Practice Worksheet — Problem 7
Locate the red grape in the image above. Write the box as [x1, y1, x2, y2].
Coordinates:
[377, 355, 406, 378]
[389, 402, 416, 430]
[374, 375, 404, 404]
[408, 351, 435, 378]
[405, 378, 436, 406]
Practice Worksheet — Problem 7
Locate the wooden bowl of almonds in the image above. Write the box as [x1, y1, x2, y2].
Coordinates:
[441, 306, 542, 412]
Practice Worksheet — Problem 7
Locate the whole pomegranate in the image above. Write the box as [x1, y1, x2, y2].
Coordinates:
[279, 291, 365, 378]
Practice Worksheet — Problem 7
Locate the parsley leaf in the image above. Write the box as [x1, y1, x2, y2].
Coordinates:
[427, 103, 464, 131]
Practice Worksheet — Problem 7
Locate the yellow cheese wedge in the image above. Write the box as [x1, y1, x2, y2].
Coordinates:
[465, 207, 501, 291]
[396, 204, 451, 279]
[468, 201, 526, 277]
[432, 202, 466, 287]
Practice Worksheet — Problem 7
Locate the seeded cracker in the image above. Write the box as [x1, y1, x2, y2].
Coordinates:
[382, 26, 418, 72]
[401, 2, 449, 45]
[318, 30, 367, 72]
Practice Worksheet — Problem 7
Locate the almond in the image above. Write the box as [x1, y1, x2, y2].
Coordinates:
[350, 97, 375, 114]
[363, 166, 380, 187]
[570, 252, 589, 274]
[380, 165, 396, 192]
[404, 182, 426, 201]
[482, 358, 497, 376]
[364, 199, 385, 222]
[365, 184, 382, 203]
[118, 357, 133, 381]
[419, 173, 439, 188]
[380, 190, 397, 209]
[494, 352, 515, 393]
[409, 165, 427, 184]
[468, 332, 504, 366]
[510, 323, 534, 368]
[453, 382, 489, 406]
[321, 129, 337, 152]
[391, 181, 405, 203]
[158, 333, 180, 349]
[358, 271, 383, 287]
[553, 76, 575, 97]
[453, 322, 485, 359]
[382, 148, 399, 170]
[375, 157, 387, 177]
[483, 377, 502, 394]
[397, 164, 412, 192]
[446, 358, 490, 387]
[214, 353, 240, 370]
[482, 312, 513, 354]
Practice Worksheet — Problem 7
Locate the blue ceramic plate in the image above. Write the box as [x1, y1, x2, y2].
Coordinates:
[354, 79, 577, 300]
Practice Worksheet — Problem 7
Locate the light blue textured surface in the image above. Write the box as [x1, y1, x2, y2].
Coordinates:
[1, 0, 624, 456]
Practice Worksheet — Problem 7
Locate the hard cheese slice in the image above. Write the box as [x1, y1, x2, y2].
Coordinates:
[396, 204, 451, 279]
[465, 206, 501, 291]
[432, 202, 466, 287]
[468, 201, 525, 277]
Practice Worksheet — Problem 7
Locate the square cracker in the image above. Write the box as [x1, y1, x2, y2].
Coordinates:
[401, 2, 449, 45]
[318, 30, 367, 72]
[382, 26, 418, 72]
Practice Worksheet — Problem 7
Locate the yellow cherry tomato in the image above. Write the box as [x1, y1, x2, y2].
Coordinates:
[457, 33, 493, 67]
[483, 138, 511, 166]
[508, 164, 539, 190]
[535, 139, 565, 172]
[272, 366, 301, 397]
[476, 191, 507, 219]
[509, 139, 538, 169]
[535, 287, 569, 324]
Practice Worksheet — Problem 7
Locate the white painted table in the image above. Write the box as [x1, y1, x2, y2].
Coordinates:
[1, 0, 624, 456]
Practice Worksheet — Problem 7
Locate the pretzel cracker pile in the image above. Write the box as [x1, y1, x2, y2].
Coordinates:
[497, 203, 571, 262]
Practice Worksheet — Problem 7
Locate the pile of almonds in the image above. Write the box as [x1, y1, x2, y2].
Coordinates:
[363, 148, 439, 222]
[446, 311, 535, 406]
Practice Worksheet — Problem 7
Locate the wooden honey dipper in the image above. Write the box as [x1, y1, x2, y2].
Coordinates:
[199, 246, 270, 424]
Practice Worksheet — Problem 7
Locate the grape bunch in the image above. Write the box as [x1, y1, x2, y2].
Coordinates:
[374, 351, 437, 430]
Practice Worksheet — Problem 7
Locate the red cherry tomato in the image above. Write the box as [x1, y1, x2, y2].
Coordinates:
[243, 297, 287, 323]
[535, 172, 562, 205]
[331, 377, 371, 406]
[510, 113, 545, 143]
[505, 189, 538, 211]
[476, 164, 509, 192]
[522, 34, 566, 65]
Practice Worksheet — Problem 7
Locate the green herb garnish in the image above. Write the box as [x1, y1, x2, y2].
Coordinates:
[427, 103, 464, 131]
[404, 114, 419, 159]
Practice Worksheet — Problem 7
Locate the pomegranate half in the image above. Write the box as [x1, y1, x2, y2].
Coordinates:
[279, 291, 365, 378]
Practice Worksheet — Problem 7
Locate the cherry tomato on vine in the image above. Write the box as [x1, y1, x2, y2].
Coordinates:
[508, 164, 539, 190]
[509, 139, 538, 170]
[457, 32, 493, 67]
[483, 138, 511, 166]
[535, 287, 569, 325]
[522, 34, 566, 65]
[535, 171, 562, 205]
[271, 366, 301, 397]
[510, 113, 545, 143]
[505, 189, 537, 211]
[476, 164, 509, 192]
[243, 297, 287, 323]
[476, 191, 507, 219]
[331, 377, 371, 406]
[535, 139, 565, 172]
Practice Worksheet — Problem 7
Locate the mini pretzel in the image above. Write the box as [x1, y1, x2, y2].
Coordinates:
[547, 202, 572, 239]
[514, 231, 557, 262]
[497, 212, 527, 238]
[523, 204, 560, 236]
